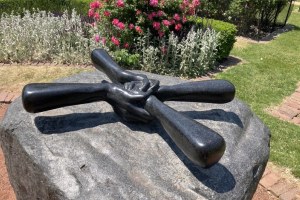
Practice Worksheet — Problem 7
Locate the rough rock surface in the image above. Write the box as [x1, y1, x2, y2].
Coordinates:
[0, 71, 270, 200]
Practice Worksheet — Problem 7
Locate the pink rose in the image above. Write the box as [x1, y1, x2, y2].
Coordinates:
[157, 10, 164, 17]
[152, 22, 161, 31]
[117, 22, 125, 30]
[88, 9, 94, 17]
[175, 23, 182, 31]
[90, 1, 102, 9]
[103, 10, 111, 17]
[193, 0, 200, 7]
[124, 43, 129, 49]
[135, 26, 143, 34]
[188, 6, 196, 15]
[94, 35, 100, 43]
[111, 36, 120, 46]
[183, 0, 189, 6]
[149, 0, 158, 7]
[94, 12, 100, 21]
[129, 23, 135, 30]
[116, 0, 124, 7]
[112, 18, 119, 26]
[182, 16, 187, 23]
[174, 13, 181, 21]
[162, 20, 171, 26]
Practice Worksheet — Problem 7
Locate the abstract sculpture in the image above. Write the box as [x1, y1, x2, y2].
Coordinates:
[22, 49, 235, 168]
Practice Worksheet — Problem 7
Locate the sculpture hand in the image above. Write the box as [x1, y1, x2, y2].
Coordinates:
[124, 79, 160, 96]
[120, 72, 152, 92]
[106, 82, 158, 123]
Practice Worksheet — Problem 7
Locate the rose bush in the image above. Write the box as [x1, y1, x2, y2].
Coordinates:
[88, 0, 201, 51]
[87, 0, 221, 78]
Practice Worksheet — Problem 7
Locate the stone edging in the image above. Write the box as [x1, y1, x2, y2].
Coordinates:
[0, 92, 20, 104]
[260, 164, 300, 200]
[269, 83, 300, 126]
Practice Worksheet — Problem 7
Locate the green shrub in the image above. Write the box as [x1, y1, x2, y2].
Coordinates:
[0, 0, 92, 15]
[200, 0, 289, 34]
[0, 10, 98, 64]
[135, 28, 220, 78]
[189, 17, 237, 61]
[230, 0, 288, 33]
[112, 49, 140, 68]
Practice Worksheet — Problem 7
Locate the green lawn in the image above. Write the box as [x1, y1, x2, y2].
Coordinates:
[216, 9, 300, 178]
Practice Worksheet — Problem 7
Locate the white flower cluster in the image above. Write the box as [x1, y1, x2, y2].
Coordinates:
[0, 10, 99, 64]
[136, 28, 219, 77]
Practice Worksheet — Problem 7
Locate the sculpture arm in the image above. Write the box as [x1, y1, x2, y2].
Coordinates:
[91, 49, 235, 104]
[22, 83, 110, 113]
[22, 82, 153, 122]
[91, 49, 151, 91]
[155, 80, 235, 103]
[145, 96, 225, 167]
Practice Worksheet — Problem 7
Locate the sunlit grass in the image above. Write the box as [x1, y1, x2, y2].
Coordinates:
[216, 11, 300, 177]
[0, 66, 92, 93]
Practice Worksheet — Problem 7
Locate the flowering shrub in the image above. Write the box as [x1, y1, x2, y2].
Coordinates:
[88, 0, 222, 77]
[88, 0, 201, 51]
[0, 1, 222, 78]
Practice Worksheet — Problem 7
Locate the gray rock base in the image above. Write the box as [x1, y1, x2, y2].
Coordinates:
[0, 71, 270, 200]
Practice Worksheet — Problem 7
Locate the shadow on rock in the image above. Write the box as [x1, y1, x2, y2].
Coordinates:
[182, 109, 244, 128]
[157, 127, 236, 193]
[35, 112, 158, 135]
[35, 111, 236, 193]
[35, 112, 119, 134]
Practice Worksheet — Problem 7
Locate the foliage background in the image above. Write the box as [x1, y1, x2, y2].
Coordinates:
[216, 7, 300, 178]
[0, 0, 92, 15]
[200, 0, 290, 34]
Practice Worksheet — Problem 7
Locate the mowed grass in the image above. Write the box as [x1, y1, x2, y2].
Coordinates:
[216, 10, 300, 177]
[0, 66, 91, 93]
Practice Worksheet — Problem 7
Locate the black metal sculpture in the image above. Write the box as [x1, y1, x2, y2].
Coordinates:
[22, 49, 235, 168]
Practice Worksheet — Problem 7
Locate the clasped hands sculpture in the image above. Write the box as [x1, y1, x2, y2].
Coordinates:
[22, 49, 235, 168]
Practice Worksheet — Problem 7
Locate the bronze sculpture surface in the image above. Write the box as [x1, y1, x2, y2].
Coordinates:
[22, 49, 235, 168]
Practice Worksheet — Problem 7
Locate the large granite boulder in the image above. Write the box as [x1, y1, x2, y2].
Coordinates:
[0, 71, 270, 200]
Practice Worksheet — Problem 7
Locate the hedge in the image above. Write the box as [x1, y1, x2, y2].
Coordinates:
[0, 0, 92, 15]
[199, 0, 290, 34]
[189, 17, 237, 61]
[0, 0, 237, 62]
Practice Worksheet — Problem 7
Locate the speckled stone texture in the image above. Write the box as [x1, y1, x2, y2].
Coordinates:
[0, 71, 270, 200]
